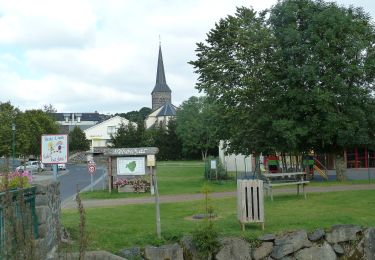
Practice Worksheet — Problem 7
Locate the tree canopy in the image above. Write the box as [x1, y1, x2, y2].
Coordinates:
[190, 0, 375, 161]
[190, 0, 375, 179]
[176, 96, 220, 160]
[69, 126, 90, 152]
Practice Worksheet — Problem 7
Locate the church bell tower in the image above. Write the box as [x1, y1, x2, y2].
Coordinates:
[151, 45, 172, 110]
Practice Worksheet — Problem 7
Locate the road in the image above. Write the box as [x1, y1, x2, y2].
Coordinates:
[59, 164, 106, 202]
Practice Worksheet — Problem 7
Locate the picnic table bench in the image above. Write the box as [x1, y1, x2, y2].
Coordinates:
[261, 172, 310, 201]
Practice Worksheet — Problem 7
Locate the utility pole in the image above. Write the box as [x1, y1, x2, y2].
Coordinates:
[12, 123, 16, 170]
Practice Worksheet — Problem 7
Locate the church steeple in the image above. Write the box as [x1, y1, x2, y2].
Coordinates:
[151, 44, 172, 110]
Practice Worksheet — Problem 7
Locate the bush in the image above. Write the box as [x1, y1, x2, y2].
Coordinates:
[192, 221, 220, 259]
[0, 171, 33, 192]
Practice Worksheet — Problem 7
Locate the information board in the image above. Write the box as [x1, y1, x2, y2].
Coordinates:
[41, 134, 68, 164]
[117, 157, 146, 175]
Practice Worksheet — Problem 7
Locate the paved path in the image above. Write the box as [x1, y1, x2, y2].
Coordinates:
[61, 183, 375, 209]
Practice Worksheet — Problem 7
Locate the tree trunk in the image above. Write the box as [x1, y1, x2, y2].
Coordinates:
[201, 150, 208, 161]
[334, 152, 347, 181]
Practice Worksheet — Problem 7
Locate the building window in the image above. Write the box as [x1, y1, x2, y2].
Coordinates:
[107, 126, 116, 135]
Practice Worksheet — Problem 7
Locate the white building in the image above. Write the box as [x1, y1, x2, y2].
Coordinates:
[219, 141, 253, 173]
[84, 116, 134, 148]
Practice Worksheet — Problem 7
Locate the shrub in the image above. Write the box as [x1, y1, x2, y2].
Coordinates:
[192, 221, 220, 259]
[0, 171, 33, 192]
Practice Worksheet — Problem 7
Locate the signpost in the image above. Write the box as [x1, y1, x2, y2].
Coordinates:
[88, 162, 96, 191]
[41, 134, 68, 181]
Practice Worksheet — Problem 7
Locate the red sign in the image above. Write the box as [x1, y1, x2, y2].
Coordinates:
[87, 162, 96, 174]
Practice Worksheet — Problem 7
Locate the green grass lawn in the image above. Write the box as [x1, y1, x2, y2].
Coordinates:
[80, 161, 236, 200]
[80, 160, 375, 200]
[62, 189, 375, 253]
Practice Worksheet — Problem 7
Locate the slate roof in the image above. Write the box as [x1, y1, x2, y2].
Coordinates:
[156, 103, 176, 117]
[152, 45, 171, 94]
[52, 113, 104, 122]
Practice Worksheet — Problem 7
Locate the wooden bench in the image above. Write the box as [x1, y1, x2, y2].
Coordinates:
[261, 172, 310, 201]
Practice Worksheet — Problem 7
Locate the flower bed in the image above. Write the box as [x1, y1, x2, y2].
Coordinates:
[113, 178, 150, 193]
[0, 171, 33, 192]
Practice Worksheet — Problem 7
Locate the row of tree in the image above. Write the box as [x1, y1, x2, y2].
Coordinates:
[0, 102, 59, 166]
[109, 96, 219, 160]
[189, 0, 375, 180]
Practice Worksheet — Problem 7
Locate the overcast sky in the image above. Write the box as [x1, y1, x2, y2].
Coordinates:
[0, 0, 374, 114]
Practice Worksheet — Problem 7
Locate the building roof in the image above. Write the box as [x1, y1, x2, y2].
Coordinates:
[52, 112, 104, 122]
[156, 102, 176, 117]
[151, 45, 171, 94]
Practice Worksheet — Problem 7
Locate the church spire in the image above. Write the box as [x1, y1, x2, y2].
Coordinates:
[152, 44, 171, 94]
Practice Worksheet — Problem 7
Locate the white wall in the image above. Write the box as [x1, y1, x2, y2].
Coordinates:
[84, 116, 133, 148]
[219, 140, 253, 172]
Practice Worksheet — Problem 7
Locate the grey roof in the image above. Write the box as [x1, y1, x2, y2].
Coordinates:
[156, 103, 176, 117]
[52, 113, 103, 122]
[152, 46, 171, 94]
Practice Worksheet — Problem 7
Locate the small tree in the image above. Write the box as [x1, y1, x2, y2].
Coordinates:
[176, 96, 220, 160]
[69, 126, 90, 152]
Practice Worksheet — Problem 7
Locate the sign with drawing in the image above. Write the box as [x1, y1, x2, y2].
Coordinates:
[41, 134, 68, 164]
[117, 157, 145, 175]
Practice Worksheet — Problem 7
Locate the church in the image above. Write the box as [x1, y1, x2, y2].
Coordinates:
[145, 45, 177, 129]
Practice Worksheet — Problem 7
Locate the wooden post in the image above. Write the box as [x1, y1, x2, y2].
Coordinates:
[150, 166, 155, 195]
[108, 157, 112, 193]
[153, 166, 161, 238]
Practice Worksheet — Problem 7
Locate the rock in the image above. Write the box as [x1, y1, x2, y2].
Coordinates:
[53, 251, 127, 259]
[117, 247, 142, 259]
[325, 224, 361, 244]
[364, 228, 375, 260]
[308, 229, 325, 241]
[253, 242, 273, 260]
[271, 230, 311, 259]
[259, 234, 276, 242]
[144, 243, 183, 260]
[333, 244, 344, 255]
[348, 238, 364, 259]
[294, 242, 336, 260]
[181, 236, 200, 260]
[215, 237, 252, 260]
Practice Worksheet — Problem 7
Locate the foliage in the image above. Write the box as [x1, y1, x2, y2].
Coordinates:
[176, 96, 220, 160]
[0, 102, 19, 159]
[147, 120, 183, 160]
[69, 126, 90, 152]
[17, 109, 59, 157]
[116, 107, 152, 124]
[110, 122, 145, 148]
[113, 178, 151, 192]
[0, 171, 33, 192]
[190, 1, 375, 180]
[192, 221, 220, 259]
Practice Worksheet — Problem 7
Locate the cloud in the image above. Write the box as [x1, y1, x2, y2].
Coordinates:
[1, 0, 373, 114]
[0, 0, 96, 48]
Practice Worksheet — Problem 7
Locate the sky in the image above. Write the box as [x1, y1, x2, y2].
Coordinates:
[0, 0, 374, 114]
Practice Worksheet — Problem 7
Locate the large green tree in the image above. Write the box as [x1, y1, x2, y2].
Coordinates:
[176, 96, 220, 160]
[0, 102, 19, 167]
[69, 126, 90, 152]
[190, 1, 375, 180]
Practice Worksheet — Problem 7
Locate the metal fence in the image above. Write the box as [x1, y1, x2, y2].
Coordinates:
[0, 186, 38, 250]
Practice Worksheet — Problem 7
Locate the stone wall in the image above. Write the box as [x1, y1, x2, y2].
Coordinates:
[34, 179, 61, 258]
[125, 224, 375, 260]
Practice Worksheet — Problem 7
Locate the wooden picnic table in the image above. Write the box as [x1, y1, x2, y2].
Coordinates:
[262, 172, 310, 201]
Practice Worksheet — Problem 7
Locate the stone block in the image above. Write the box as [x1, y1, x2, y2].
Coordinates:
[253, 242, 273, 260]
[215, 237, 252, 260]
[326, 224, 361, 244]
[295, 242, 336, 260]
[144, 243, 183, 260]
[364, 228, 375, 260]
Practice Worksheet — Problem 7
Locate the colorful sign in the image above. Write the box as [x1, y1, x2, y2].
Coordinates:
[41, 134, 68, 164]
[117, 157, 145, 175]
